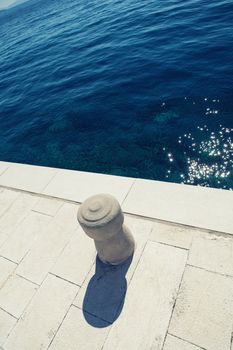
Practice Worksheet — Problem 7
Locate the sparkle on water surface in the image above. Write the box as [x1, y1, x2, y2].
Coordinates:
[163, 98, 233, 189]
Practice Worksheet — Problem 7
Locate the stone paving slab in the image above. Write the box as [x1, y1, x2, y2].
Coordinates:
[42, 168, 135, 204]
[102, 242, 187, 350]
[169, 266, 233, 350]
[16, 203, 78, 285]
[0, 212, 52, 264]
[0, 179, 232, 349]
[150, 221, 197, 249]
[0, 274, 37, 319]
[0, 163, 57, 194]
[122, 178, 233, 234]
[188, 233, 233, 277]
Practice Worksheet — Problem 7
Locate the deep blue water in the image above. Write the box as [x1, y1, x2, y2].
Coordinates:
[0, 0, 233, 189]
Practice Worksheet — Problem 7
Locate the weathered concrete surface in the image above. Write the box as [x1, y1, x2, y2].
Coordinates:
[0, 162, 232, 350]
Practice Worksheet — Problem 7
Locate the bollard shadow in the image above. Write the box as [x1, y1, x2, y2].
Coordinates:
[82, 254, 133, 328]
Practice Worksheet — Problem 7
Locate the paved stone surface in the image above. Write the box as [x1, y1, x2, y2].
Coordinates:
[0, 174, 232, 350]
[3, 274, 78, 350]
[169, 266, 233, 350]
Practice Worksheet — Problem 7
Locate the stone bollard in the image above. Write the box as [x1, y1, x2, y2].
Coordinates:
[77, 193, 135, 265]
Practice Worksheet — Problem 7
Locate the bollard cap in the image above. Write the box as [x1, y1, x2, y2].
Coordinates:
[78, 193, 122, 229]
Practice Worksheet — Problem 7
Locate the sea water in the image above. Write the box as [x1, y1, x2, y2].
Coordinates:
[0, 0, 232, 189]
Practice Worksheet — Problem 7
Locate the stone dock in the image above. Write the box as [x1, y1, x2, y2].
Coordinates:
[0, 161, 232, 350]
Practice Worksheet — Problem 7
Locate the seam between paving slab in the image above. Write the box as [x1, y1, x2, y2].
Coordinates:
[0, 185, 77, 205]
[167, 333, 208, 350]
[47, 283, 81, 350]
[15, 274, 40, 287]
[149, 239, 189, 251]
[49, 272, 82, 288]
[0, 166, 9, 177]
[40, 170, 59, 194]
[161, 243, 190, 350]
[121, 178, 136, 205]
[0, 255, 17, 266]
[0, 306, 18, 321]
[187, 263, 233, 279]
